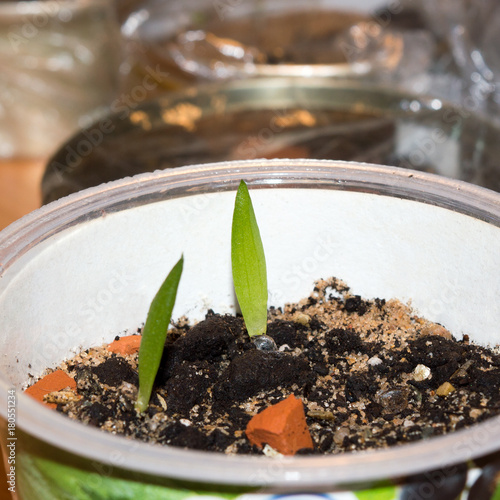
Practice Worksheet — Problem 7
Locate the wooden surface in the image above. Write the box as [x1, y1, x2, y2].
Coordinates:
[0, 159, 45, 231]
[0, 158, 46, 500]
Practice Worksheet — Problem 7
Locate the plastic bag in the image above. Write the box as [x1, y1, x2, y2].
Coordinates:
[0, 0, 122, 158]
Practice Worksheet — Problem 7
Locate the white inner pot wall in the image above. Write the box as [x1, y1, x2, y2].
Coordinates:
[0, 188, 499, 387]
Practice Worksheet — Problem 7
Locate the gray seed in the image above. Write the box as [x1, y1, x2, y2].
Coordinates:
[254, 335, 277, 352]
[376, 387, 409, 414]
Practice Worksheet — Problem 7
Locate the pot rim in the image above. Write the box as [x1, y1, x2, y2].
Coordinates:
[1, 158, 500, 487]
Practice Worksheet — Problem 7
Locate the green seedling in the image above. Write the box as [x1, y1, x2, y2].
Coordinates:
[135, 181, 266, 411]
[231, 180, 268, 337]
[136, 255, 184, 413]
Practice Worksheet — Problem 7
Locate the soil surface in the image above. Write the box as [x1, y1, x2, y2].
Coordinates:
[39, 278, 500, 456]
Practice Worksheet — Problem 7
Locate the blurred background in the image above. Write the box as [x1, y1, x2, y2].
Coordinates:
[2, 0, 500, 497]
[2, 0, 500, 225]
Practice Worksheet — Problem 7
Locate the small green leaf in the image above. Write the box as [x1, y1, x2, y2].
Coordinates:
[136, 255, 183, 412]
[231, 180, 268, 337]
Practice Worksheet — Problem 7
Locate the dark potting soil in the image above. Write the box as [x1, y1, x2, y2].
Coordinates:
[42, 278, 500, 456]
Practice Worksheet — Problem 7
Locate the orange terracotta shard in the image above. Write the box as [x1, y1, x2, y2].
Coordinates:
[25, 369, 76, 409]
[107, 335, 141, 355]
[246, 394, 314, 455]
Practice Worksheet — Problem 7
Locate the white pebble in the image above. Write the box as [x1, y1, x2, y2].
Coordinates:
[180, 419, 192, 427]
[413, 364, 431, 381]
[262, 444, 283, 458]
[368, 356, 383, 366]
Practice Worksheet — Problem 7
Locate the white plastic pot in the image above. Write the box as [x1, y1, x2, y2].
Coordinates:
[0, 159, 500, 499]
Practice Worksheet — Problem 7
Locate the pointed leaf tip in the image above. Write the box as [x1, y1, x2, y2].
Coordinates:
[136, 255, 183, 412]
[231, 180, 268, 337]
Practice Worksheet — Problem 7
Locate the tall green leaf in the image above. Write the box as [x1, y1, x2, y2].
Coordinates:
[231, 180, 268, 337]
[136, 255, 183, 412]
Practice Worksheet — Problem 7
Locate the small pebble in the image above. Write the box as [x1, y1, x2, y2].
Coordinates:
[307, 410, 335, 421]
[368, 356, 383, 366]
[450, 360, 473, 380]
[262, 444, 283, 458]
[157, 393, 167, 411]
[148, 413, 167, 432]
[333, 427, 350, 445]
[469, 408, 482, 419]
[413, 364, 431, 381]
[254, 335, 277, 352]
[43, 390, 80, 405]
[293, 312, 311, 326]
[119, 382, 137, 398]
[360, 428, 373, 440]
[436, 382, 455, 397]
[422, 324, 452, 339]
[377, 387, 409, 414]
